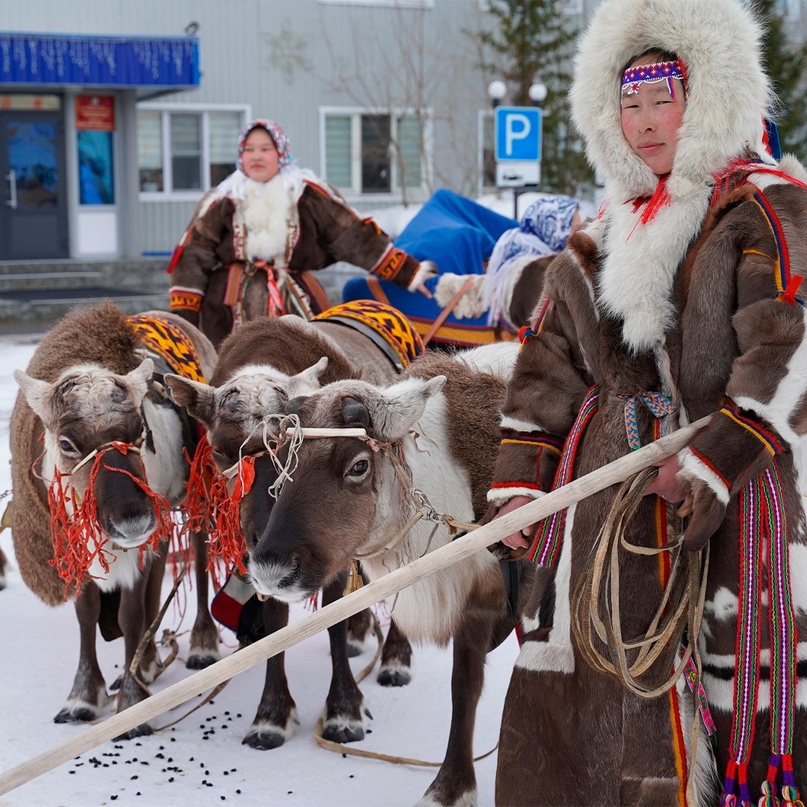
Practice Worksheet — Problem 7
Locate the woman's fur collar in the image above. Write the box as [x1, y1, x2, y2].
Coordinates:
[570, 0, 773, 352]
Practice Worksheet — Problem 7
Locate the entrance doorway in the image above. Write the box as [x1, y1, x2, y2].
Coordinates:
[0, 109, 68, 260]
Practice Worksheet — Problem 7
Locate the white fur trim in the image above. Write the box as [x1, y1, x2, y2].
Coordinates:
[515, 502, 576, 674]
[678, 447, 730, 505]
[500, 414, 542, 433]
[434, 273, 487, 320]
[406, 259, 437, 292]
[486, 487, 545, 506]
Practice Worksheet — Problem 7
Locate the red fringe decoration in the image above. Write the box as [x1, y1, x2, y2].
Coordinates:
[47, 443, 172, 600]
[205, 455, 256, 577]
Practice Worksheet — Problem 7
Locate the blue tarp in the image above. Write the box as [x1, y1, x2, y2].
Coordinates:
[394, 188, 517, 276]
[342, 189, 518, 346]
[0, 33, 199, 88]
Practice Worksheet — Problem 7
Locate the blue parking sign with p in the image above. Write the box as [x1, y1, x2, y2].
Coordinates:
[495, 107, 542, 162]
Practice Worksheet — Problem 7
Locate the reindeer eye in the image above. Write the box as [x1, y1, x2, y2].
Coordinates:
[58, 438, 79, 455]
[347, 459, 369, 478]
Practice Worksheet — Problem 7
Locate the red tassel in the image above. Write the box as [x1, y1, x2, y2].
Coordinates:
[48, 444, 171, 598]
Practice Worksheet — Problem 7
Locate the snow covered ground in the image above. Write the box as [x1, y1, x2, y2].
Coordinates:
[0, 333, 520, 807]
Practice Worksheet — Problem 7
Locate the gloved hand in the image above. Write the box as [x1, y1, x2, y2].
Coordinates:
[678, 479, 727, 552]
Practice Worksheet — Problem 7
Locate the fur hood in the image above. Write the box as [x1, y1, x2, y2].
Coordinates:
[570, 0, 774, 352]
[571, 0, 771, 201]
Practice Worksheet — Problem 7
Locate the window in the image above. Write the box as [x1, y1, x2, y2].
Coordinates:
[136, 106, 247, 195]
[321, 108, 430, 197]
[78, 130, 114, 205]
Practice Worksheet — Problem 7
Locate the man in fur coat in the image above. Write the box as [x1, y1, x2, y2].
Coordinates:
[487, 0, 807, 804]
[168, 119, 434, 347]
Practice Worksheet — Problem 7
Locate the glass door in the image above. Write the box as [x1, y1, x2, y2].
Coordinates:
[0, 111, 68, 260]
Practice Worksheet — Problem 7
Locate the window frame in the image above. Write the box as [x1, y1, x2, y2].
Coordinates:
[318, 105, 433, 203]
[136, 103, 249, 201]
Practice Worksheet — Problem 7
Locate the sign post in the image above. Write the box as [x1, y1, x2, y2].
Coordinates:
[494, 105, 542, 218]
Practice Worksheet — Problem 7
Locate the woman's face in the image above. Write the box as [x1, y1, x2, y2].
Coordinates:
[241, 127, 280, 182]
[620, 55, 686, 176]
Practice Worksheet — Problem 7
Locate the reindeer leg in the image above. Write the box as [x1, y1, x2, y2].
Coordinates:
[242, 597, 298, 750]
[139, 544, 168, 682]
[419, 609, 497, 807]
[377, 618, 413, 687]
[320, 573, 370, 743]
[113, 567, 154, 740]
[346, 607, 373, 657]
[55, 582, 108, 723]
[187, 530, 220, 669]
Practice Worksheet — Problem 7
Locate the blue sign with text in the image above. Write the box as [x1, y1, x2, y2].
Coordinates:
[495, 107, 542, 162]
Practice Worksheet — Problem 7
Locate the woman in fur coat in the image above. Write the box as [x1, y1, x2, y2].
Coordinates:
[167, 119, 435, 346]
[487, 0, 807, 804]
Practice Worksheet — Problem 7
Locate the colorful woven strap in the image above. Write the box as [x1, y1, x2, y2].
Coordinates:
[720, 463, 802, 806]
[617, 390, 677, 450]
[527, 385, 599, 567]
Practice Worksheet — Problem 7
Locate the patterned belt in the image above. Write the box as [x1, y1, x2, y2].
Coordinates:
[616, 390, 677, 450]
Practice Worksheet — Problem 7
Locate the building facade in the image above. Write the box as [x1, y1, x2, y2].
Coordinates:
[2, 0, 803, 264]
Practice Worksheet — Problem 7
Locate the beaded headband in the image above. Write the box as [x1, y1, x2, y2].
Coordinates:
[621, 59, 685, 97]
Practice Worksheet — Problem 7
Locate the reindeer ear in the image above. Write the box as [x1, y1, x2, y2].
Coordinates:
[367, 375, 446, 441]
[164, 374, 217, 428]
[123, 359, 154, 406]
[14, 370, 56, 425]
[287, 357, 328, 398]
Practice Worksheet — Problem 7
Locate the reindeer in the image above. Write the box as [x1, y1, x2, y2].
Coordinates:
[10, 303, 220, 737]
[165, 305, 418, 749]
[199, 341, 534, 806]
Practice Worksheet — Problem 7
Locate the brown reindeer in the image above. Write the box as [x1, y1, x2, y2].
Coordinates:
[165, 305, 417, 749]
[211, 342, 534, 806]
[10, 303, 220, 736]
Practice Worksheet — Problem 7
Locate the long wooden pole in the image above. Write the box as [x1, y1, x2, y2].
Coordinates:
[0, 415, 710, 796]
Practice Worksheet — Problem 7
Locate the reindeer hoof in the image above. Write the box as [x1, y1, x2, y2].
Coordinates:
[114, 723, 153, 741]
[186, 652, 219, 670]
[54, 704, 98, 723]
[242, 727, 287, 750]
[377, 664, 412, 687]
[321, 720, 366, 744]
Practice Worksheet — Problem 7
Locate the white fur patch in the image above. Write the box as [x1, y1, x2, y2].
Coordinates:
[732, 309, 807, 446]
[679, 448, 730, 505]
[500, 414, 542, 433]
[454, 341, 520, 383]
[514, 502, 576, 674]
[90, 546, 153, 593]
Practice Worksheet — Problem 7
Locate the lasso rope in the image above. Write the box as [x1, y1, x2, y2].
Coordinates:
[571, 467, 711, 807]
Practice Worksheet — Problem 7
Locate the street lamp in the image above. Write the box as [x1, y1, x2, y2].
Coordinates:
[487, 80, 507, 108]
[528, 81, 547, 105]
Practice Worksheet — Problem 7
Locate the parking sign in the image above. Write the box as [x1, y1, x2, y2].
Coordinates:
[495, 107, 542, 162]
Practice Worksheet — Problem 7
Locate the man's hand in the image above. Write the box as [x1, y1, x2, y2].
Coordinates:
[492, 495, 537, 550]
[645, 454, 688, 503]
